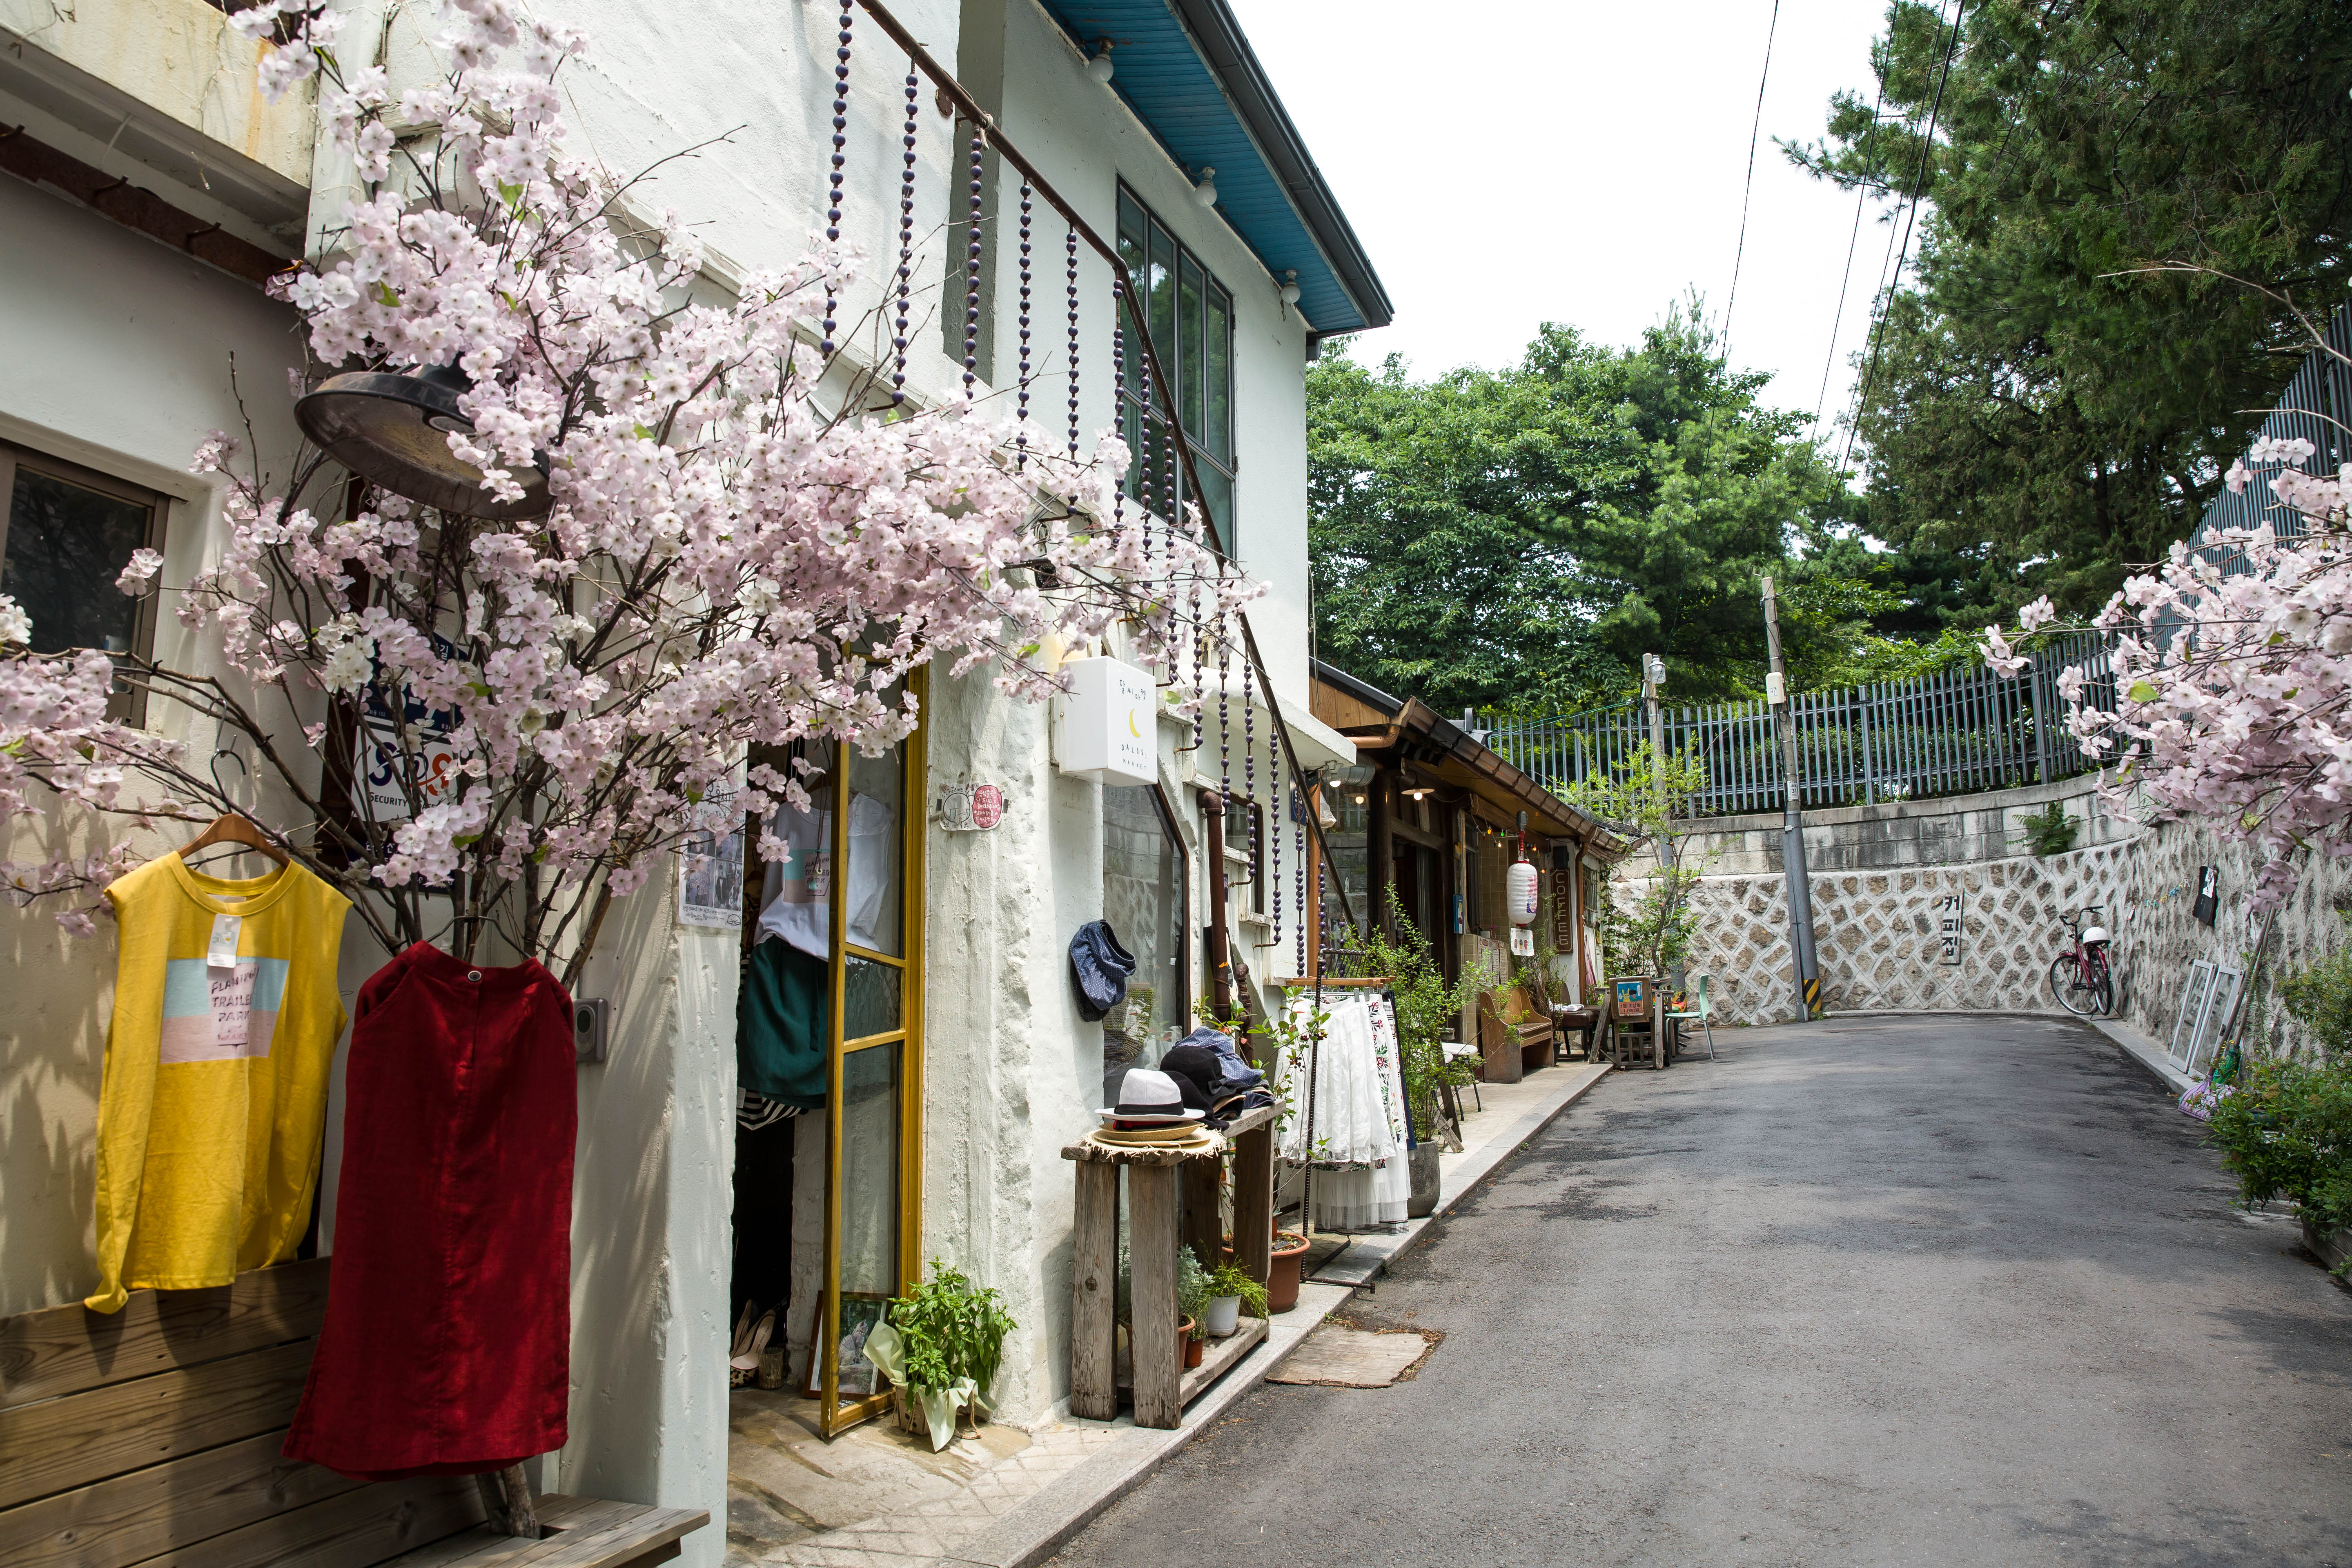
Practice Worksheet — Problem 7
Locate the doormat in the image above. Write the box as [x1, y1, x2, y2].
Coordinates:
[1266, 1324, 1441, 1388]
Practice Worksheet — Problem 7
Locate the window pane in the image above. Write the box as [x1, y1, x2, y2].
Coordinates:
[844, 956, 902, 1041]
[1190, 456, 1232, 555]
[834, 1040, 900, 1399]
[1118, 189, 1147, 282]
[1117, 295, 1143, 403]
[845, 741, 903, 956]
[1205, 284, 1233, 469]
[1102, 784, 1183, 1110]
[1177, 250, 1204, 438]
[1147, 221, 1175, 398]
[4, 466, 149, 658]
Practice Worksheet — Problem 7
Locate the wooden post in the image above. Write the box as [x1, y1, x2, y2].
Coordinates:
[1230, 1124, 1273, 1285]
[1068, 1161, 1120, 1420]
[1368, 766, 1393, 936]
[1128, 1164, 1182, 1430]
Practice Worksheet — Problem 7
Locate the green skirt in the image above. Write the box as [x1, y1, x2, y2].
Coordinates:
[740, 940, 828, 1107]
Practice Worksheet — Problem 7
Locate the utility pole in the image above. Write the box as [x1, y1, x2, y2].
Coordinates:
[1761, 579, 1822, 1019]
[1643, 652, 1683, 995]
[1642, 653, 1673, 873]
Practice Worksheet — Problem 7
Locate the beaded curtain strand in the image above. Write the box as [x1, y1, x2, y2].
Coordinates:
[890, 60, 917, 405]
[1242, 654, 1257, 887]
[1065, 230, 1080, 459]
[1015, 180, 1031, 467]
[1216, 606, 1230, 806]
[962, 122, 984, 393]
[820, 0, 853, 358]
[1109, 319, 1127, 541]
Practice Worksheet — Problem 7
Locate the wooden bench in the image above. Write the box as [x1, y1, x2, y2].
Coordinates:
[1475, 987, 1555, 1083]
[0, 1258, 708, 1568]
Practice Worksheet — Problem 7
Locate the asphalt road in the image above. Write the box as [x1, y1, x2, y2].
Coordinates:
[1048, 1015, 2352, 1568]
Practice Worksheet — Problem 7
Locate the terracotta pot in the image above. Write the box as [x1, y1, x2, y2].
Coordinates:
[1177, 1316, 1200, 1369]
[1266, 1231, 1310, 1314]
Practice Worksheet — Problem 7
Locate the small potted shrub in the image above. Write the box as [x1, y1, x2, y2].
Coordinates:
[862, 1259, 1016, 1452]
[1176, 1247, 1211, 1368]
[1200, 1261, 1268, 1336]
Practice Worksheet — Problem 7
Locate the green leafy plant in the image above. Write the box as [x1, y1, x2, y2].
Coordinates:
[1567, 740, 1708, 978]
[2281, 928, 2352, 1061]
[863, 1258, 1016, 1449]
[2205, 1056, 2352, 1244]
[1356, 886, 1482, 1143]
[1176, 1245, 1212, 1340]
[1204, 1260, 1270, 1319]
[2016, 801, 2079, 857]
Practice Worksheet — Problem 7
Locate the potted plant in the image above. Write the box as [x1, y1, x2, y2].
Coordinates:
[1267, 1230, 1310, 1314]
[1176, 1247, 1212, 1367]
[862, 1259, 1016, 1452]
[1200, 1260, 1268, 1336]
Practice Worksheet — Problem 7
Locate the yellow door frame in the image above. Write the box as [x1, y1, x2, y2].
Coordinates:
[818, 670, 927, 1437]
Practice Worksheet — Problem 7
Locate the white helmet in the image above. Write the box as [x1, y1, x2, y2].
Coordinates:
[2081, 924, 2110, 947]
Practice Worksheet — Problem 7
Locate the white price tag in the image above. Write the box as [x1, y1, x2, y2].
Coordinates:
[207, 913, 243, 970]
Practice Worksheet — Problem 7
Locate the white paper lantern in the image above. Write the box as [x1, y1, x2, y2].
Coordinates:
[1506, 858, 1539, 927]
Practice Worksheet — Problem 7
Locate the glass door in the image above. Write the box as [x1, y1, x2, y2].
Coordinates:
[817, 675, 927, 1437]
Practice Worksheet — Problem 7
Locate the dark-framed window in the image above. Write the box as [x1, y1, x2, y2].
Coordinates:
[1115, 185, 1235, 554]
[1102, 781, 1190, 1106]
[0, 445, 165, 723]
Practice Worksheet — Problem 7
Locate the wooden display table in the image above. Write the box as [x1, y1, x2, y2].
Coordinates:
[1061, 1102, 1276, 1429]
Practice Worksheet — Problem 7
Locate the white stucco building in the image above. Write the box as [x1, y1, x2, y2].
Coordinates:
[0, 0, 1388, 1561]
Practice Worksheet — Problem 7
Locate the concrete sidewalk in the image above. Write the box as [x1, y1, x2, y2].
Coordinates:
[727, 1057, 1615, 1568]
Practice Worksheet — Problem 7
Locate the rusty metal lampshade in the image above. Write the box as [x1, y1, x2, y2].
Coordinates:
[294, 363, 551, 521]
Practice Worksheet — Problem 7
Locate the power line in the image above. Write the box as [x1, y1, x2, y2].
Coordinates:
[1835, 0, 1971, 486]
[1812, 77, 1889, 439]
[1721, 0, 1783, 359]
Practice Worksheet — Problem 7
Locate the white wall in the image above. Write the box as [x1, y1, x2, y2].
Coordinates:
[0, 175, 323, 1316]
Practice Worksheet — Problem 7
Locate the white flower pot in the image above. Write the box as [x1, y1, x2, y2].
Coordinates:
[1203, 1294, 1241, 1338]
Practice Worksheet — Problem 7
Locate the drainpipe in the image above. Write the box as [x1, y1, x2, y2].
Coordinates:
[1762, 578, 1823, 1019]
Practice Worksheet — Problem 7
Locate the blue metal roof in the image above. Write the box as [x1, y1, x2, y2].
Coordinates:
[1034, 0, 1391, 336]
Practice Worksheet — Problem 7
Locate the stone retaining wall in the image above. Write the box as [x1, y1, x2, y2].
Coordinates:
[1630, 791, 2352, 1055]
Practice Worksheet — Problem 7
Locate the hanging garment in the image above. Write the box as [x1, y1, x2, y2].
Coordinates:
[85, 853, 351, 1314]
[1278, 992, 1411, 1231]
[283, 943, 575, 1479]
[755, 793, 895, 957]
[739, 938, 828, 1107]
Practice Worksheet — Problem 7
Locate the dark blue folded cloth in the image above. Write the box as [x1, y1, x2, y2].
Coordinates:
[1069, 920, 1137, 1022]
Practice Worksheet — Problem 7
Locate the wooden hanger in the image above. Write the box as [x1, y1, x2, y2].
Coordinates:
[178, 812, 289, 867]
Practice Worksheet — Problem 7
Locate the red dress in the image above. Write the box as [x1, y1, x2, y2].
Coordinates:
[284, 943, 576, 1479]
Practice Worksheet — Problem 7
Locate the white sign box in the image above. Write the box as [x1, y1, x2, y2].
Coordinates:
[1053, 656, 1157, 787]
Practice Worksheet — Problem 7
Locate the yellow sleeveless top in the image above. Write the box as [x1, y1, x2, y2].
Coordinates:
[85, 853, 351, 1312]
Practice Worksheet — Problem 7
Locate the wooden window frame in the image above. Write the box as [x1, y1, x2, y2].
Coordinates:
[0, 443, 168, 726]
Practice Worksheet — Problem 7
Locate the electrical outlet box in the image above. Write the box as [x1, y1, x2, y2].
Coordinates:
[574, 997, 610, 1064]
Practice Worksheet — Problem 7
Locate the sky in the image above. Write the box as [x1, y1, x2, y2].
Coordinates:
[1227, 0, 1899, 447]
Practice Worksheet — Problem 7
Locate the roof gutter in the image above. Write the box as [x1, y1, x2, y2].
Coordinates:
[1163, 0, 1394, 332]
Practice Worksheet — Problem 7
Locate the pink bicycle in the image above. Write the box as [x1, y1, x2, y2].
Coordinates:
[2047, 906, 2116, 1018]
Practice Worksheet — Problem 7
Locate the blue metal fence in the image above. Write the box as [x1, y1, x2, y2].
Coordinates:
[1485, 629, 2116, 817]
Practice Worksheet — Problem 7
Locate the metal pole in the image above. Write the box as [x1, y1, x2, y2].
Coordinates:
[1762, 579, 1822, 1019]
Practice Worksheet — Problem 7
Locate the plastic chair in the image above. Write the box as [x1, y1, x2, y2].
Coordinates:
[1662, 974, 1716, 1060]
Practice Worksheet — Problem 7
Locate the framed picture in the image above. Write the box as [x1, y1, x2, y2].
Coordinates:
[1612, 977, 1650, 1021]
[677, 825, 746, 929]
[2167, 960, 2216, 1070]
[2185, 966, 2243, 1078]
[800, 1292, 890, 1399]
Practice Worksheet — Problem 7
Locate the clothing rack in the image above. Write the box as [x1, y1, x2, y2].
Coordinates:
[1276, 975, 1397, 1238]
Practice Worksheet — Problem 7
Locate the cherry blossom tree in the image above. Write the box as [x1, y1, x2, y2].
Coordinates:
[0, 0, 1253, 983]
[1980, 422, 2352, 911]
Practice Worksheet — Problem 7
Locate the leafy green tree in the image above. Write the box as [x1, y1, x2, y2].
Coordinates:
[1308, 304, 1841, 710]
[1789, 0, 2352, 617]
